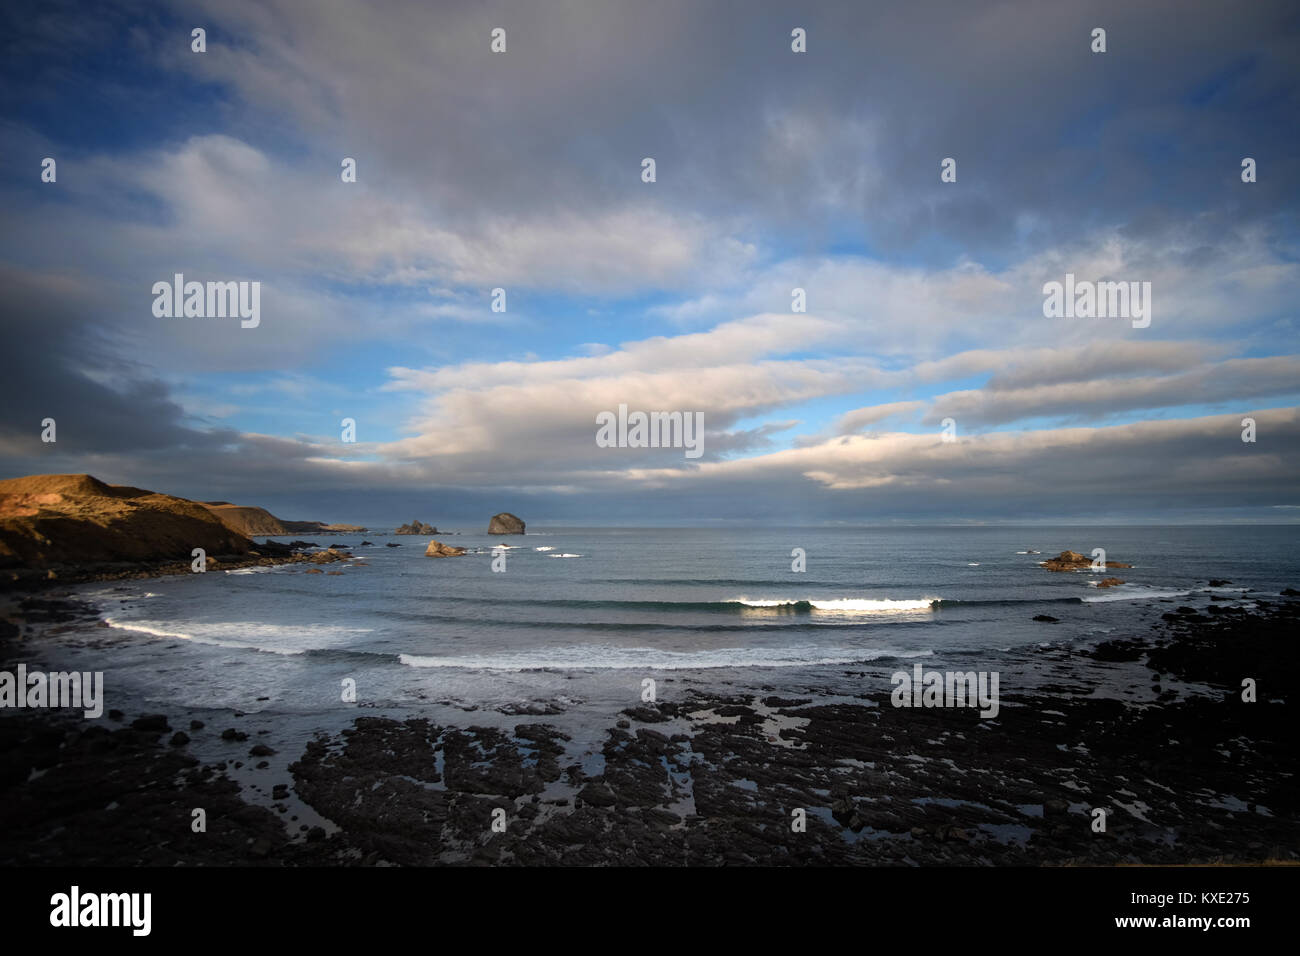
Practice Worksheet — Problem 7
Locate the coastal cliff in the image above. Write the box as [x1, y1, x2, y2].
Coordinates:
[0, 474, 251, 569]
[0, 473, 359, 582]
[201, 502, 365, 536]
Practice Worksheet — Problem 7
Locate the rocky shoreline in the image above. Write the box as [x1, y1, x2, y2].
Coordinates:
[0, 543, 359, 592]
[1, 592, 1295, 866]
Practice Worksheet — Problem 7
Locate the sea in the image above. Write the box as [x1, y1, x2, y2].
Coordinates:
[22, 524, 1300, 770]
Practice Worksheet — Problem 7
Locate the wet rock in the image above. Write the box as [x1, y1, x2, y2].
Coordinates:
[578, 784, 617, 808]
[130, 715, 170, 733]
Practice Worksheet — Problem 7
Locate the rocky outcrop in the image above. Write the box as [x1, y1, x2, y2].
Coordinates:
[1040, 550, 1132, 571]
[396, 519, 438, 535]
[488, 513, 525, 535]
[0, 474, 253, 570]
[308, 548, 351, 565]
[425, 540, 467, 558]
[1096, 577, 1125, 588]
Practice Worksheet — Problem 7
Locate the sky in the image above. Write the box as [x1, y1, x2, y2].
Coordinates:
[0, 0, 1297, 526]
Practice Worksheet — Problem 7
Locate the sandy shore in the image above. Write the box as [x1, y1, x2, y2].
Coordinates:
[1, 593, 1296, 866]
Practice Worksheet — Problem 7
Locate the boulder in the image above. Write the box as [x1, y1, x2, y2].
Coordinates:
[425, 540, 467, 558]
[1096, 577, 1125, 588]
[488, 512, 525, 535]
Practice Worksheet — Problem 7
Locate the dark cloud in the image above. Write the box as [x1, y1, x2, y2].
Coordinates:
[0, 267, 239, 458]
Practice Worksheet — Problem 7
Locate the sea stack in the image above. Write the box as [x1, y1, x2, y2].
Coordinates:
[488, 513, 525, 535]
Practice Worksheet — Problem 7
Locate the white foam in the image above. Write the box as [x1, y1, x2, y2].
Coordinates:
[547, 553, 583, 558]
[399, 644, 934, 672]
[102, 617, 372, 655]
[732, 597, 937, 613]
[534, 546, 555, 552]
[1081, 587, 1190, 603]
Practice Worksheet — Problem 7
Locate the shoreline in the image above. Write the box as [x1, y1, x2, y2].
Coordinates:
[0, 545, 361, 594]
[1, 592, 1295, 866]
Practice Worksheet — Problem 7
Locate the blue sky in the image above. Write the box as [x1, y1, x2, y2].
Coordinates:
[1, 0, 1298, 524]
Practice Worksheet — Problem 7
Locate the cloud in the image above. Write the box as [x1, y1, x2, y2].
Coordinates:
[0, 0, 1296, 524]
[926, 355, 1300, 427]
[832, 402, 927, 435]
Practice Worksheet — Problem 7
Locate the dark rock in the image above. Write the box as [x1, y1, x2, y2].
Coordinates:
[1044, 799, 1070, 818]
[130, 715, 170, 733]
[578, 784, 617, 808]
[1091, 639, 1144, 662]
